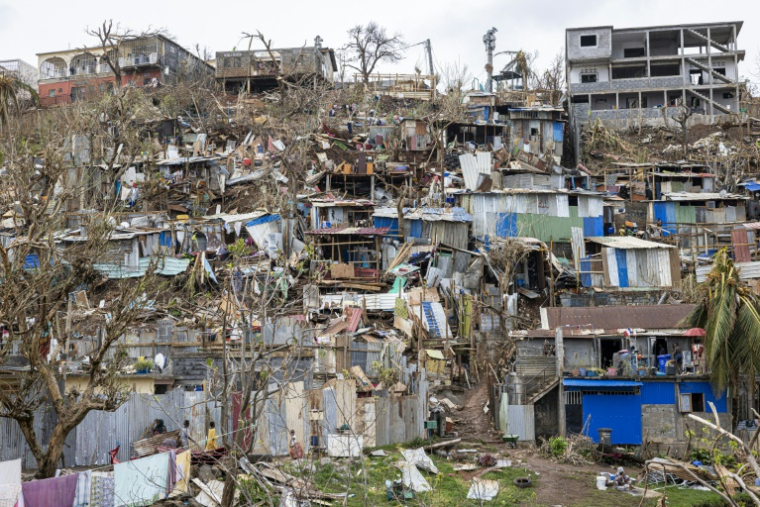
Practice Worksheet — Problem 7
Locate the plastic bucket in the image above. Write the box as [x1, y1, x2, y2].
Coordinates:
[596, 475, 608, 490]
[578, 368, 587, 377]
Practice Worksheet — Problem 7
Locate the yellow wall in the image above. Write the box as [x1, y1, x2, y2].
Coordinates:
[65, 376, 156, 395]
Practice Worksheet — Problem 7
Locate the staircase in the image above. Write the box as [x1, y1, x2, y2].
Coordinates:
[512, 356, 559, 405]
[686, 28, 730, 53]
[685, 57, 733, 85]
[687, 88, 733, 115]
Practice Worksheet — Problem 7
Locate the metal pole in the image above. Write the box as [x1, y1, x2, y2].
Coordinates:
[483, 28, 497, 93]
[425, 39, 434, 77]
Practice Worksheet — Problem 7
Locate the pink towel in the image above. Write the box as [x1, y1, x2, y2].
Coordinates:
[21, 474, 78, 507]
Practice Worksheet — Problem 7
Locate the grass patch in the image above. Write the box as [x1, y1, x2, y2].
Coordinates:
[283, 446, 539, 507]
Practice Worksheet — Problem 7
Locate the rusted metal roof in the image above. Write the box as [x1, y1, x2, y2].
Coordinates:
[305, 226, 390, 236]
[346, 308, 363, 333]
[544, 304, 696, 331]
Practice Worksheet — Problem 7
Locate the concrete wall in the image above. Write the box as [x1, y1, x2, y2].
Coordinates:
[534, 386, 559, 438]
[564, 339, 596, 370]
[569, 64, 611, 86]
[610, 32, 647, 59]
[642, 404, 731, 457]
[567, 28, 613, 62]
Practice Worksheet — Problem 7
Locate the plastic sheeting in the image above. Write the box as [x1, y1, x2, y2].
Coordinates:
[401, 448, 439, 475]
[467, 478, 499, 501]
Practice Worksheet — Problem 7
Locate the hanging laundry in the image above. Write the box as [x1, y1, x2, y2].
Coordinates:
[73, 470, 92, 507]
[171, 450, 191, 495]
[90, 472, 114, 507]
[21, 473, 78, 507]
[0, 459, 22, 507]
[114, 452, 169, 507]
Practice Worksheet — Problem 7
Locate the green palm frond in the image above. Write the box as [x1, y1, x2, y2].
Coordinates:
[734, 297, 760, 372]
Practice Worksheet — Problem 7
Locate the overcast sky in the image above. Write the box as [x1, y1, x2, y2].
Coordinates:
[1, 0, 758, 86]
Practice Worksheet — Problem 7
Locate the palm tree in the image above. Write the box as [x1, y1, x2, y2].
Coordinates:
[683, 248, 760, 418]
[0, 73, 38, 125]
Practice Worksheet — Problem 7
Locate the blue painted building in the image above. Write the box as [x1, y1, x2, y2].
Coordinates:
[564, 378, 728, 447]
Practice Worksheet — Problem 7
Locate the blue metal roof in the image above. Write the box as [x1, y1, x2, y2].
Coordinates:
[742, 182, 760, 192]
[563, 379, 642, 387]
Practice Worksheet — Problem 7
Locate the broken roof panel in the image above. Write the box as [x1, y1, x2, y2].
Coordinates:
[372, 207, 473, 223]
[94, 257, 192, 279]
[661, 192, 748, 201]
[203, 211, 269, 223]
[585, 236, 675, 250]
[543, 304, 695, 331]
[305, 226, 389, 236]
[310, 198, 376, 207]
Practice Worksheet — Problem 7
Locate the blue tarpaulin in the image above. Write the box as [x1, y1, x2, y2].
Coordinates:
[246, 214, 281, 227]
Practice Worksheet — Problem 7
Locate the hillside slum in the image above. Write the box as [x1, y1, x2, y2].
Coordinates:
[5, 25, 760, 507]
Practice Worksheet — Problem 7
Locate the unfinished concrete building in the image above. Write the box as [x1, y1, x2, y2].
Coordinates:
[216, 39, 337, 92]
[566, 21, 744, 162]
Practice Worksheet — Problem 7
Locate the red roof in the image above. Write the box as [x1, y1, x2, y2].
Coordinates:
[346, 308, 363, 333]
[305, 226, 390, 236]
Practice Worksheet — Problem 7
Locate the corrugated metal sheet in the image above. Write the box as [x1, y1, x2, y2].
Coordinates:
[571, 227, 585, 272]
[319, 293, 399, 311]
[616, 249, 629, 287]
[697, 261, 760, 282]
[459, 153, 493, 191]
[640, 382, 676, 405]
[605, 248, 620, 287]
[732, 228, 752, 263]
[680, 381, 727, 412]
[305, 226, 389, 236]
[586, 236, 674, 250]
[506, 405, 535, 441]
[674, 202, 696, 226]
[545, 305, 695, 330]
[583, 394, 642, 444]
[653, 201, 676, 234]
[94, 257, 191, 279]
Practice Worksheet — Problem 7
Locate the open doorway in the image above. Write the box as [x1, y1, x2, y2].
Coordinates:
[600, 339, 623, 369]
[652, 338, 668, 357]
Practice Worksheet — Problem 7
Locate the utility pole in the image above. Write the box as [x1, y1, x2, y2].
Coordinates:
[483, 27, 497, 93]
[424, 39, 434, 76]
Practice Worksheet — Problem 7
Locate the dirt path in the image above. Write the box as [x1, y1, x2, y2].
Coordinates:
[453, 381, 501, 442]
[522, 456, 646, 507]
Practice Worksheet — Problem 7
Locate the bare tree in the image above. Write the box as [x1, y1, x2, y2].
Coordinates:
[533, 50, 565, 106]
[673, 104, 694, 157]
[0, 108, 162, 478]
[344, 22, 405, 84]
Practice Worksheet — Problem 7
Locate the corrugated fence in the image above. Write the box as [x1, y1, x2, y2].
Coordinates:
[2, 368, 429, 469]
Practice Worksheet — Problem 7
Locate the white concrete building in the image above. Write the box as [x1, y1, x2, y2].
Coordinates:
[565, 22, 745, 162]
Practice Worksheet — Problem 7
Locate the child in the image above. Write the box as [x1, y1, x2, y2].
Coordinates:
[205, 421, 218, 451]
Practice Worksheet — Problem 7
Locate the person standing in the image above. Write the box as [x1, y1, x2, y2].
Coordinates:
[179, 420, 191, 448]
[205, 421, 218, 451]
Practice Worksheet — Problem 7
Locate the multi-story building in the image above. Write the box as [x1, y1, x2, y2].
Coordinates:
[0, 59, 39, 88]
[37, 34, 214, 107]
[566, 22, 744, 161]
[216, 37, 336, 92]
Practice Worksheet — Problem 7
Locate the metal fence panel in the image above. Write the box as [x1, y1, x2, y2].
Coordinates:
[507, 405, 535, 441]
